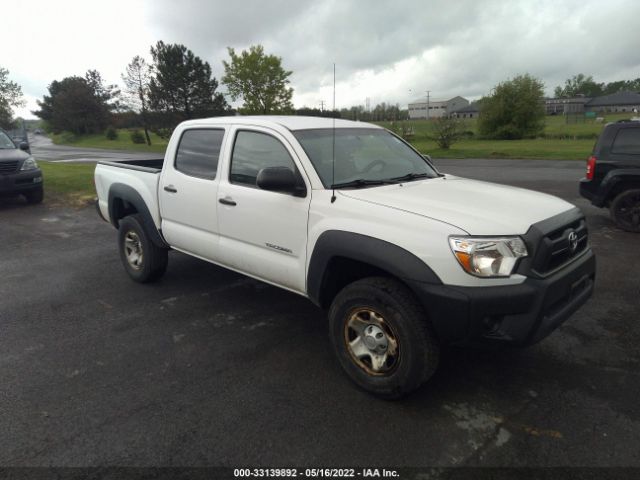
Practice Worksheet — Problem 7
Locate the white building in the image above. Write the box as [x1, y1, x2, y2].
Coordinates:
[408, 96, 469, 119]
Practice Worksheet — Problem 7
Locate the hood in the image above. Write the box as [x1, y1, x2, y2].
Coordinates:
[0, 148, 29, 162]
[339, 176, 574, 235]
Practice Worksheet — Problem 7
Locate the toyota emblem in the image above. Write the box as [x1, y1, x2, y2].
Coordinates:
[568, 231, 578, 253]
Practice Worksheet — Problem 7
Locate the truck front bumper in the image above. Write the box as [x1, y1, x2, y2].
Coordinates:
[408, 248, 596, 347]
[0, 169, 43, 195]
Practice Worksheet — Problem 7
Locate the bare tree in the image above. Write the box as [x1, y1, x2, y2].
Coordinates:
[122, 56, 152, 145]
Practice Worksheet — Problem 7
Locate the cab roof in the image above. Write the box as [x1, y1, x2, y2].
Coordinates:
[179, 115, 384, 131]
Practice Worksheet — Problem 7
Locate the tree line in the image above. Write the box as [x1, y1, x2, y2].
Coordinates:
[29, 42, 296, 143]
[554, 73, 640, 98]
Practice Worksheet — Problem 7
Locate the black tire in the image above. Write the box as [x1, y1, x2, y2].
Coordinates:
[118, 214, 168, 283]
[610, 189, 640, 233]
[25, 187, 43, 204]
[328, 277, 439, 399]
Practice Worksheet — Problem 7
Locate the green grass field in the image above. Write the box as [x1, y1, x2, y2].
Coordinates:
[51, 129, 168, 153]
[49, 113, 633, 161]
[377, 113, 632, 160]
[39, 162, 96, 206]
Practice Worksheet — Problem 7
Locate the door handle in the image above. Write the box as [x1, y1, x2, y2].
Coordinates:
[164, 185, 177, 193]
[218, 197, 237, 206]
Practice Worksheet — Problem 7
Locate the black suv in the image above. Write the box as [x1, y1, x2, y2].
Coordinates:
[580, 120, 640, 232]
[0, 129, 43, 204]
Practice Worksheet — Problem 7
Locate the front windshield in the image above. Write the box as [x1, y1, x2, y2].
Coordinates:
[293, 128, 438, 188]
[0, 131, 16, 149]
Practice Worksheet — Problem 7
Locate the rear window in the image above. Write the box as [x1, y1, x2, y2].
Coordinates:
[175, 129, 224, 179]
[612, 127, 640, 155]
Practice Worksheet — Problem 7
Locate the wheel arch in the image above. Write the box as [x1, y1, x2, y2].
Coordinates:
[108, 183, 169, 248]
[307, 230, 442, 310]
[596, 169, 640, 207]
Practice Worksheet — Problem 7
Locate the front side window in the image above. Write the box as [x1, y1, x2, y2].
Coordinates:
[175, 129, 224, 179]
[293, 128, 438, 187]
[612, 128, 640, 155]
[230, 130, 297, 187]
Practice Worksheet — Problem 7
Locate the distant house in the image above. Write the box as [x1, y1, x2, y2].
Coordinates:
[451, 102, 481, 118]
[544, 95, 590, 115]
[585, 91, 640, 113]
[408, 96, 469, 119]
[543, 91, 640, 115]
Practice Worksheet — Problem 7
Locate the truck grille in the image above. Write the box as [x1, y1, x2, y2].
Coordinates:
[531, 218, 588, 275]
[0, 161, 19, 174]
[518, 208, 589, 278]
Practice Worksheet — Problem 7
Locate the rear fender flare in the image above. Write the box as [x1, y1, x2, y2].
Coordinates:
[108, 183, 168, 249]
[595, 169, 640, 206]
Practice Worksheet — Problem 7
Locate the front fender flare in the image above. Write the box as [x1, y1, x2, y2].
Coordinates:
[307, 230, 442, 306]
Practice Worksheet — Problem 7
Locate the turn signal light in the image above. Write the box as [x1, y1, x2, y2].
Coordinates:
[586, 156, 596, 180]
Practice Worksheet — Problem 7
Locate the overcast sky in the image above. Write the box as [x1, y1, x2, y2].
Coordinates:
[3, 0, 640, 118]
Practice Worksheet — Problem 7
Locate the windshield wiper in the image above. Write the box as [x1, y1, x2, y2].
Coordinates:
[388, 172, 432, 182]
[330, 178, 397, 189]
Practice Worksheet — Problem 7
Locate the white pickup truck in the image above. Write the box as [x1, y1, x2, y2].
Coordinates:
[95, 116, 595, 398]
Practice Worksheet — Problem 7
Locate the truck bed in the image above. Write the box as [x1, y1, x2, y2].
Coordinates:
[94, 159, 165, 229]
[98, 158, 165, 173]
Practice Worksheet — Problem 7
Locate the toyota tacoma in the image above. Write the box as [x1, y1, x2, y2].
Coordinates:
[94, 116, 596, 398]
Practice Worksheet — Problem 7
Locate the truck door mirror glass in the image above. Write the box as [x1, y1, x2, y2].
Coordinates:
[257, 167, 306, 197]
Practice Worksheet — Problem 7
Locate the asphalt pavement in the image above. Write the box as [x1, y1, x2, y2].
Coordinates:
[0, 157, 639, 470]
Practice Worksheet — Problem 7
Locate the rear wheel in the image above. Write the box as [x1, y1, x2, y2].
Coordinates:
[118, 214, 168, 282]
[328, 277, 439, 399]
[25, 187, 43, 204]
[610, 189, 640, 233]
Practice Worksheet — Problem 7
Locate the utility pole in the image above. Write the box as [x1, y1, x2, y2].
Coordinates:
[319, 100, 325, 112]
[426, 90, 431, 120]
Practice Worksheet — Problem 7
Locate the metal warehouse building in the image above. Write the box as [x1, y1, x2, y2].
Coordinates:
[408, 96, 469, 119]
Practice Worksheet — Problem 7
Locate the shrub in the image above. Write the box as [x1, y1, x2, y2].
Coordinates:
[429, 116, 466, 149]
[130, 129, 146, 144]
[153, 128, 173, 140]
[105, 127, 118, 140]
[59, 131, 77, 143]
[478, 74, 545, 139]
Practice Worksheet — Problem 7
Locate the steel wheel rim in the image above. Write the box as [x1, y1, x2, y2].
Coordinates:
[124, 231, 144, 270]
[344, 308, 400, 376]
[615, 192, 640, 229]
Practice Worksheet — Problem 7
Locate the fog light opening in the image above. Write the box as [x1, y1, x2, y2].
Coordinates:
[483, 315, 504, 336]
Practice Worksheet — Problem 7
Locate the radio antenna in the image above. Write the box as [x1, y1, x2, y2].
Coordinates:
[331, 63, 336, 203]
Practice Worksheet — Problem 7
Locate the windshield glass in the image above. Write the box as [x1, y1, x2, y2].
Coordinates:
[0, 131, 16, 149]
[293, 128, 438, 188]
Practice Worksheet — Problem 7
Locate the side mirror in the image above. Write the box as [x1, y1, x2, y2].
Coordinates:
[19, 142, 30, 152]
[257, 167, 306, 197]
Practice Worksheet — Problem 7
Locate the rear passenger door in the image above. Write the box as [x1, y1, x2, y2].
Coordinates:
[216, 127, 311, 293]
[159, 127, 226, 261]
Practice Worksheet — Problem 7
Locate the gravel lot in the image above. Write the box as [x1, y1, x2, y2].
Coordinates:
[0, 159, 638, 470]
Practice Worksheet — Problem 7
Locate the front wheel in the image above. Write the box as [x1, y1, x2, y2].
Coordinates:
[328, 277, 439, 399]
[118, 214, 168, 282]
[610, 189, 640, 232]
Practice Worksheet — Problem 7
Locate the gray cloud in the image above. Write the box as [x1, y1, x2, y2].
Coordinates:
[148, 0, 640, 107]
[4, 0, 640, 117]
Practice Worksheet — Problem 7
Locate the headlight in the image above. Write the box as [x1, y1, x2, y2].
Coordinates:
[20, 156, 38, 171]
[449, 236, 528, 277]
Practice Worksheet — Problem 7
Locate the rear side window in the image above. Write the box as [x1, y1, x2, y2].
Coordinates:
[175, 129, 224, 179]
[612, 128, 640, 155]
[230, 130, 297, 187]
